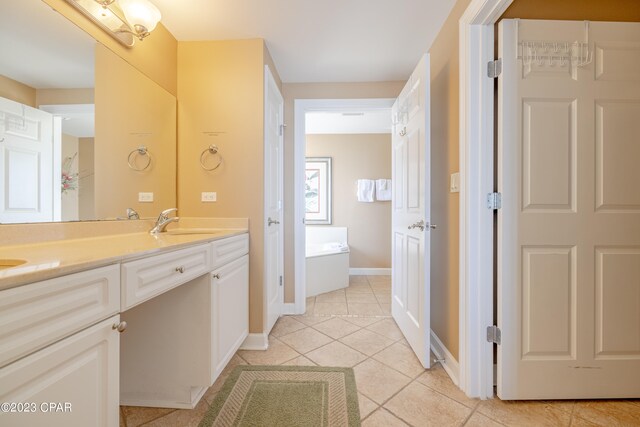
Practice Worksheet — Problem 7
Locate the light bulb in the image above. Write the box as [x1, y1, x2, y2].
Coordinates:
[118, 0, 161, 35]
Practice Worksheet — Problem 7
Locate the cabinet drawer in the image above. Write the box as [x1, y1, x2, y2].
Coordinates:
[0, 264, 120, 368]
[122, 244, 212, 310]
[211, 234, 249, 269]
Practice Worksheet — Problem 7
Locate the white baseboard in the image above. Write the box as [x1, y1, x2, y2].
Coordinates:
[239, 333, 268, 350]
[281, 303, 298, 315]
[430, 330, 460, 386]
[349, 268, 391, 276]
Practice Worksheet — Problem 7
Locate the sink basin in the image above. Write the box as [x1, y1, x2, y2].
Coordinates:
[164, 229, 224, 236]
[0, 259, 27, 270]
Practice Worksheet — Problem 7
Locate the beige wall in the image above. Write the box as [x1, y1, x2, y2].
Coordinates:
[177, 39, 282, 334]
[501, 0, 640, 21]
[428, 0, 474, 361]
[42, 0, 178, 96]
[306, 134, 391, 268]
[95, 44, 176, 219]
[36, 88, 94, 106]
[282, 82, 404, 302]
[61, 134, 80, 221]
[0, 75, 36, 107]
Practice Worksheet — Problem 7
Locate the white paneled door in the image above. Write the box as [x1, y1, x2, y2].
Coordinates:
[392, 55, 432, 369]
[498, 19, 640, 399]
[0, 96, 57, 223]
[264, 65, 284, 335]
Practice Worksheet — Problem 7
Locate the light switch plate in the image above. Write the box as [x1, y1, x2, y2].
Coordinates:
[201, 192, 217, 202]
[138, 192, 154, 202]
[450, 172, 460, 193]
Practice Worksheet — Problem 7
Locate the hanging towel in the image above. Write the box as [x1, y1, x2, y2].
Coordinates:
[357, 179, 375, 202]
[376, 179, 392, 201]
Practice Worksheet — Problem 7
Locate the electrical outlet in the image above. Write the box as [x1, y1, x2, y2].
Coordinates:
[201, 192, 217, 202]
[450, 172, 460, 193]
[138, 192, 154, 202]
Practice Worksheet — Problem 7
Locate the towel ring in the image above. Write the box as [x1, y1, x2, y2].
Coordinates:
[200, 145, 222, 171]
[127, 146, 152, 171]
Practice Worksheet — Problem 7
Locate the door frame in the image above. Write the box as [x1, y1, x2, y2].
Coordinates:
[293, 98, 396, 315]
[263, 65, 284, 334]
[458, 0, 514, 399]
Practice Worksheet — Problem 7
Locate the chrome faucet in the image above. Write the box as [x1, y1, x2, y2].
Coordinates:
[150, 208, 179, 234]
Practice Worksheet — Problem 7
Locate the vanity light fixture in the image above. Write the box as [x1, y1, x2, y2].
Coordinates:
[64, 0, 161, 47]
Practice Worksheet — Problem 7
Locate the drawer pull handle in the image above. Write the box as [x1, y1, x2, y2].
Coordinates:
[175, 266, 185, 273]
[112, 321, 127, 333]
[213, 273, 221, 279]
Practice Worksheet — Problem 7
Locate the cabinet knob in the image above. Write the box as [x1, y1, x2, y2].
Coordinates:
[212, 273, 221, 279]
[112, 321, 127, 333]
[175, 266, 185, 273]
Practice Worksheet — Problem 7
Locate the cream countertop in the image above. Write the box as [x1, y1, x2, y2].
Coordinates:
[0, 228, 247, 291]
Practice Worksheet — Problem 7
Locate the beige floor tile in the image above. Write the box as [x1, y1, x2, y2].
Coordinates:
[311, 317, 361, 339]
[316, 289, 347, 303]
[465, 412, 506, 427]
[143, 397, 209, 427]
[306, 296, 315, 304]
[340, 329, 395, 356]
[348, 302, 384, 316]
[367, 275, 391, 283]
[380, 304, 391, 315]
[121, 406, 176, 427]
[476, 399, 571, 427]
[280, 355, 317, 366]
[572, 400, 640, 427]
[306, 341, 368, 367]
[344, 317, 383, 327]
[374, 294, 391, 304]
[350, 275, 369, 283]
[362, 408, 409, 426]
[305, 298, 315, 314]
[347, 282, 374, 293]
[314, 302, 349, 315]
[373, 342, 426, 378]
[203, 354, 247, 402]
[353, 359, 412, 404]
[278, 327, 333, 353]
[269, 316, 307, 337]
[292, 315, 331, 326]
[415, 364, 478, 408]
[358, 393, 379, 419]
[384, 381, 473, 427]
[397, 337, 410, 347]
[366, 318, 404, 340]
[237, 337, 300, 365]
[347, 293, 379, 303]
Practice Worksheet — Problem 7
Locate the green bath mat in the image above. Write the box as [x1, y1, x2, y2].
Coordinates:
[199, 365, 361, 427]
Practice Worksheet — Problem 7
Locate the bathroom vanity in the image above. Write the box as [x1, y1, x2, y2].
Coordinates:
[0, 224, 249, 426]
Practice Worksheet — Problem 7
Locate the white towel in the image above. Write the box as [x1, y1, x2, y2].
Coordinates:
[357, 179, 375, 202]
[376, 179, 392, 201]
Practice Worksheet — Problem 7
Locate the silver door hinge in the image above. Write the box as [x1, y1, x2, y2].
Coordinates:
[487, 325, 501, 344]
[279, 276, 283, 287]
[487, 192, 502, 210]
[279, 124, 284, 136]
[487, 59, 502, 78]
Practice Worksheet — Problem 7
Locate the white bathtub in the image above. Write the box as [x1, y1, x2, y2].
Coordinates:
[306, 226, 350, 297]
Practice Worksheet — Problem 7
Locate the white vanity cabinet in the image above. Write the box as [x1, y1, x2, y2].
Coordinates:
[209, 234, 249, 384]
[0, 265, 122, 427]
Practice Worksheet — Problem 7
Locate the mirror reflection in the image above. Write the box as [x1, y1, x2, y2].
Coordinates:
[0, 0, 96, 223]
[1, 0, 177, 225]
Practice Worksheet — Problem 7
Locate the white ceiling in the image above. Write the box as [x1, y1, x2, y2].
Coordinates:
[306, 110, 391, 135]
[0, 0, 95, 89]
[152, 0, 456, 83]
[40, 104, 95, 138]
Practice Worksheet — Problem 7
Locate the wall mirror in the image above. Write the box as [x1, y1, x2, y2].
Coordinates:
[0, 0, 176, 224]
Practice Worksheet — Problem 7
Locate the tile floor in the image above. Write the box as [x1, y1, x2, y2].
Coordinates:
[120, 275, 640, 427]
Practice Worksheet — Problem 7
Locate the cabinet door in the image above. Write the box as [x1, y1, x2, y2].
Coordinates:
[211, 255, 249, 384]
[0, 316, 120, 427]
